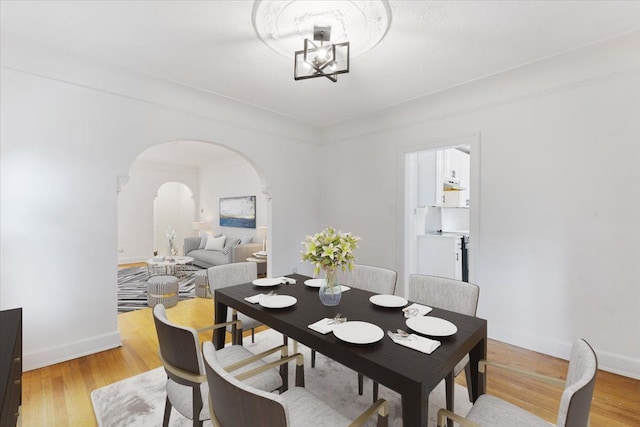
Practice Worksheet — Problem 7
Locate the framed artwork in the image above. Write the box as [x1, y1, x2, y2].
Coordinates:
[219, 195, 256, 228]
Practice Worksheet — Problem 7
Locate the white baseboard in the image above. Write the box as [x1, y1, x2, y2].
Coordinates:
[23, 331, 122, 371]
[489, 326, 640, 380]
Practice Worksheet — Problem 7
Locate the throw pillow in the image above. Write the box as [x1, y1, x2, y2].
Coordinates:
[222, 238, 241, 256]
[205, 235, 226, 251]
[199, 233, 222, 249]
[240, 236, 253, 245]
[198, 236, 207, 249]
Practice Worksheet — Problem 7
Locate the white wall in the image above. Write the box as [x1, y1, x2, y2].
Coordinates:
[117, 161, 199, 263]
[0, 36, 323, 370]
[322, 33, 640, 378]
[199, 156, 267, 240]
[154, 182, 195, 256]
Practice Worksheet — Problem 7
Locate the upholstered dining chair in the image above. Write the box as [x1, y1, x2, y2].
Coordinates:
[326, 265, 398, 399]
[367, 274, 479, 404]
[202, 340, 390, 427]
[405, 274, 479, 406]
[311, 264, 398, 367]
[207, 262, 262, 342]
[152, 304, 290, 427]
[437, 338, 598, 427]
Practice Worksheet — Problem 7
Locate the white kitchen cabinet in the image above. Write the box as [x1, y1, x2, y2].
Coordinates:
[417, 151, 444, 207]
[416, 234, 463, 280]
[417, 148, 470, 208]
[443, 148, 470, 207]
[442, 148, 468, 182]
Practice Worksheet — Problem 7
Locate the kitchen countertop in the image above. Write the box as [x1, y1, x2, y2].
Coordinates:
[421, 230, 469, 237]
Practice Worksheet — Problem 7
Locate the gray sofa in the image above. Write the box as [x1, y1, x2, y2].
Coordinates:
[184, 236, 262, 269]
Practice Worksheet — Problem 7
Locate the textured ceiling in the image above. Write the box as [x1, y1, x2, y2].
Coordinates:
[2, 0, 640, 129]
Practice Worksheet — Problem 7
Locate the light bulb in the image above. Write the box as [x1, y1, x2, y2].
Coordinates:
[316, 47, 328, 61]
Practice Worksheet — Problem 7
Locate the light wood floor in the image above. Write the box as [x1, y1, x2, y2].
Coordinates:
[21, 298, 639, 426]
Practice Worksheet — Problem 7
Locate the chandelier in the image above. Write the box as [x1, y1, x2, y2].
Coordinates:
[252, 0, 391, 83]
[294, 25, 349, 82]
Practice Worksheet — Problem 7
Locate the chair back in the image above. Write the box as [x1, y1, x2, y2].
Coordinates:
[556, 339, 598, 427]
[207, 262, 257, 292]
[340, 264, 398, 295]
[202, 341, 288, 426]
[408, 274, 479, 316]
[152, 304, 203, 383]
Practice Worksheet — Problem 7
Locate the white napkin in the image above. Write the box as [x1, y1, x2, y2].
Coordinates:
[403, 303, 432, 316]
[339, 285, 351, 292]
[273, 276, 296, 285]
[245, 293, 267, 304]
[390, 333, 441, 354]
[308, 318, 345, 334]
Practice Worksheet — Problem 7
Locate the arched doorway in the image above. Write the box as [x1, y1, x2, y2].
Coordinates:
[117, 140, 269, 266]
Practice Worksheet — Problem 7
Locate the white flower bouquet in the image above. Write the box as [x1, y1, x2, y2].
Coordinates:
[301, 227, 360, 277]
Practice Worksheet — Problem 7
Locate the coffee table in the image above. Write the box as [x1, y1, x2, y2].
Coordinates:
[213, 273, 487, 427]
[146, 256, 194, 277]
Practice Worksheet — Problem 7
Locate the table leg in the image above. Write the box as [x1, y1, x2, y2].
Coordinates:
[232, 311, 243, 345]
[401, 384, 427, 426]
[213, 300, 227, 350]
[445, 371, 454, 427]
[280, 335, 289, 392]
[468, 332, 487, 401]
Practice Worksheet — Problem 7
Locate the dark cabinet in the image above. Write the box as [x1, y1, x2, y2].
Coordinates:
[0, 308, 22, 427]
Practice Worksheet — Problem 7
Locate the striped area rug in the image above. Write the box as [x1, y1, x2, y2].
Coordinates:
[117, 266, 200, 313]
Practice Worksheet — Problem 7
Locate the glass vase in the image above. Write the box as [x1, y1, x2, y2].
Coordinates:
[319, 267, 342, 306]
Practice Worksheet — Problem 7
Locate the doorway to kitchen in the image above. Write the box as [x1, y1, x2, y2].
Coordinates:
[399, 134, 480, 296]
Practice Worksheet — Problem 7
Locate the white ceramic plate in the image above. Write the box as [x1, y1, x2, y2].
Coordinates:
[304, 278, 324, 288]
[252, 278, 282, 287]
[259, 295, 297, 309]
[369, 294, 408, 308]
[333, 321, 384, 344]
[406, 316, 457, 337]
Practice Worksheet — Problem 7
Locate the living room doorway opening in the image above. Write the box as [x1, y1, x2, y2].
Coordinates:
[117, 140, 269, 266]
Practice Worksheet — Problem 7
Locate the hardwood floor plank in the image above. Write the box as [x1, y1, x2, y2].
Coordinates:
[20, 298, 640, 426]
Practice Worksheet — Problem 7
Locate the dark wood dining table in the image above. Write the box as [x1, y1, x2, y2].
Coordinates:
[213, 273, 487, 427]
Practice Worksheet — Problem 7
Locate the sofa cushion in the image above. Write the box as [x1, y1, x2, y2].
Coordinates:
[240, 236, 253, 245]
[189, 249, 229, 266]
[205, 235, 226, 251]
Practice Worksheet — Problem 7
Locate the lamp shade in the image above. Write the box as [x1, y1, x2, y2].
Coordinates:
[256, 226, 268, 240]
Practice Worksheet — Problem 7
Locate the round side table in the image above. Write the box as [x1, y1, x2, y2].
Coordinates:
[147, 275, 179, 308]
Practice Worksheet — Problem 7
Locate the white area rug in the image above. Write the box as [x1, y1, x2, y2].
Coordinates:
[91, 329, 472, 426]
